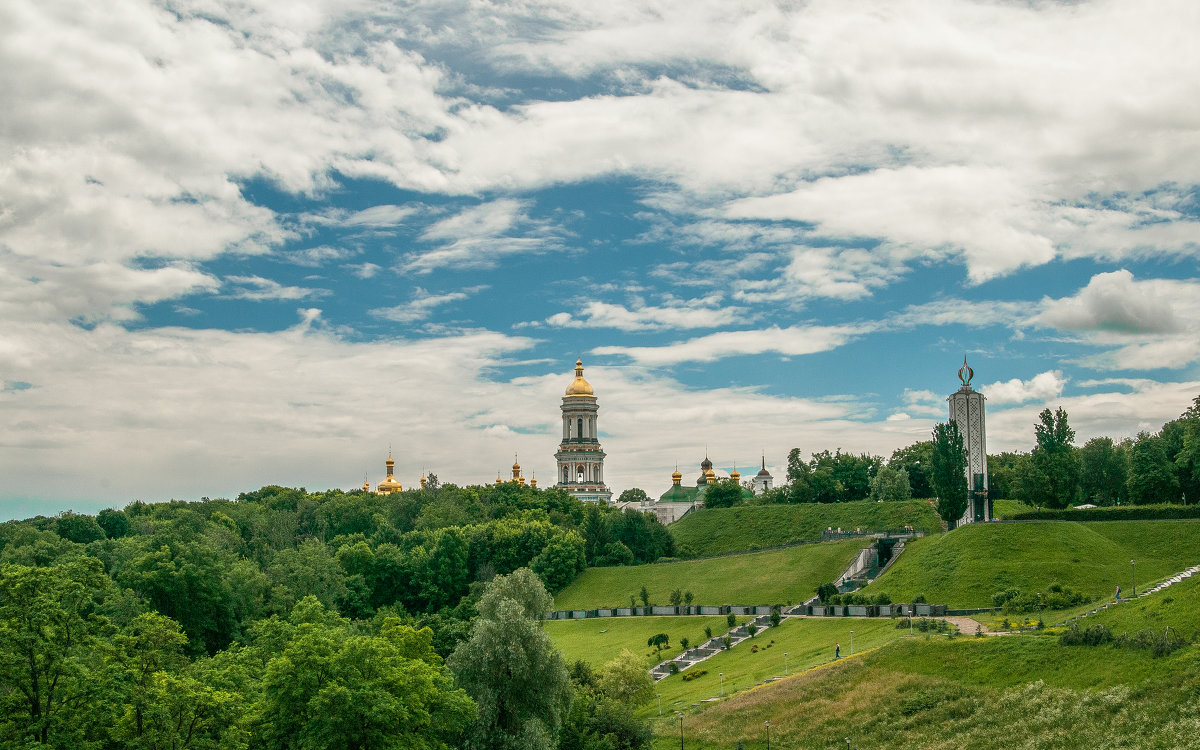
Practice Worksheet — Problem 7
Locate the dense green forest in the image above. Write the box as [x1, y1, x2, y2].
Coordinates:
[0, 482, 673, 749]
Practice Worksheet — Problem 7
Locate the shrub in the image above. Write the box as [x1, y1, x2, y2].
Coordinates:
[681, 669, 708, 681]
[704, 626, 712, 639]
[680, 637, 689, 650]
[667, 661, 680, 674]
[726, 612, 737, 628]
[722, 635, 732, 650]
[913, 594, 927, 604]
[816, 582, 839, 603]
[873, 592, 892, 605]
[770, 607, 782, 628]
[747, 623, 758, 638]
[1008, 504, 1200, 522]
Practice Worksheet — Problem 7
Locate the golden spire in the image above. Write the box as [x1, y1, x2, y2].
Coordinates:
[564, 358, 595, 397]
[362, 474, 370, 492]
[530, 472, 537, 488]
[730, 465, 741, 482]
[671, 465, 682, 486]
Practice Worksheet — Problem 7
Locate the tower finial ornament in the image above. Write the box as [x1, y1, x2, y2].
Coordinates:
[958, 356, 974, 387]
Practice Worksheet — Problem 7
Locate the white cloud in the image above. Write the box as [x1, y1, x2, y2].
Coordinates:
[1030, 271, 1200, 370]
[403, 199, 567, 273]
[1033, 270, 1185, 334]
[226, 275, 328, 301]
[346, 262, 381, 279]
[536, 295, 747, 331]
[981, 371, 1067, 405]
[592, 324, 862, 366]
[370, 286, 487, 324]
[340, 205, 422, 228]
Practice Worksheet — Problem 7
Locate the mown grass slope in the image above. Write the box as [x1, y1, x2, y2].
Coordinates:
[1083, 571, 1200, 639]
[544, 616, 731, 669]
[648, 616, 905, 711]
[867, 520, 1200, 607]
[553, 540, 865, 610]
[669, 500, 943, 557]
[651, 635, 1200, 749]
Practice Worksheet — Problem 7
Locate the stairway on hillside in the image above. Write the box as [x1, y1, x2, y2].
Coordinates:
[1065, 564, 1199, 624]
[649, 614, 774, 681]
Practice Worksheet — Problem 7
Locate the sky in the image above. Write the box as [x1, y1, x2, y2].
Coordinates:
[2, 0, 1199, 520]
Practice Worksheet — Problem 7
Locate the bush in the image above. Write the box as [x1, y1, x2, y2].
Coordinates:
[726, 612, 737, 628]
[1060, 623, 1114, 647]
[681, 668, 707, 681]
[992, 584, 1092, 614]
[913, 594, 927, 604]
[667, 661, 680, 675]
[704, 626, 712, 639]
[722, 635, 732, 650]
[769, 607, 782, 627]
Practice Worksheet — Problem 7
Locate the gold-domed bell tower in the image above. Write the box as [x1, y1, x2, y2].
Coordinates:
[555, 359, 612, 504]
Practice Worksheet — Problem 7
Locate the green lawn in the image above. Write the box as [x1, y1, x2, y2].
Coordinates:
[991, 498, 1027, 519]
[651, 634, 1200, 749]
[866, 520, 1200, 607]
[1082, 571, 1200, 639]
[544, 616, 731, 669]
[648, 617, 906, 713]
[669, 500, 943, 557]
[554, 540, 866, 610]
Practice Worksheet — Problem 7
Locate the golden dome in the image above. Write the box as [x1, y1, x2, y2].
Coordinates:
[730, 469, 741, 481]
[564, 359, 595, 397]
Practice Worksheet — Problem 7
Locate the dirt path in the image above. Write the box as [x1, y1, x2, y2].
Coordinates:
[941, 615, 1011, 636]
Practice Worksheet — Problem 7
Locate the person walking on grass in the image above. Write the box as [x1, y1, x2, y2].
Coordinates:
[835, 643, 840, 659]
[1115, 585, 1121, 601]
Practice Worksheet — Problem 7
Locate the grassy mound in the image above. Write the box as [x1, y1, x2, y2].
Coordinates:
[553, 540, 866, 610]
[1083, 572, 1200, 640]
[651, 635, 1200, 749]
[544, 616, 731, 669]
[867, 521, 1200, 608]
[648, 617, 905, 712]
[669, 500, 943, 557]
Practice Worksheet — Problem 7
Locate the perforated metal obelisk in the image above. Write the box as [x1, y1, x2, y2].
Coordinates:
[948, 358, 990, 524]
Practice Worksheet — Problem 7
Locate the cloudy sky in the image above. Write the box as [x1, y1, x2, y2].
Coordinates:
[3, 0, 1199, 519]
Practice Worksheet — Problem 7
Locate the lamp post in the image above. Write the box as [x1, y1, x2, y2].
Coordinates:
[764, 720, 771, 750]
[850, 630, 854, 655]
[677, 713, 684, 750]
[1131, 559, 1136, 597]
[719, 672, 724, 697]
[657, 694, 661, 716]
[784, 651, 788, 676]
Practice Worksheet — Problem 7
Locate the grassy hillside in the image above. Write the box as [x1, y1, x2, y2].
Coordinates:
[544, 616, 731, 669]
[991, 498, 1027, 519]
[553, 540, 866, 610]
[1084, 572, 1200, 639]
[648, 617, 905, 711]
[867, 521, 1200, 607]
[650, 635, 1200, 749]
[669, 500, 943, 557]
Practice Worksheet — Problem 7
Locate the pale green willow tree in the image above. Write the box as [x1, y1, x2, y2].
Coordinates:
[447, 568, 572, 750]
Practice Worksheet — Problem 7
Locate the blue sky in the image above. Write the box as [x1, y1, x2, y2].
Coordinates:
[2, 0, 1199, 519]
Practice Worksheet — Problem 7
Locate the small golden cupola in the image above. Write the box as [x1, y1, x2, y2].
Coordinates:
[671, 467, 682, 487]
[564, 359, 595, 397]
[530, 473, 537, 488]
[377, 452, 403, 494]
[511, 456, 526, 485]
[496, 470, 504, 485]
[420, 472, 427, 489]
[361, 475, 370, 492]
[730, 468, 741, 483]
